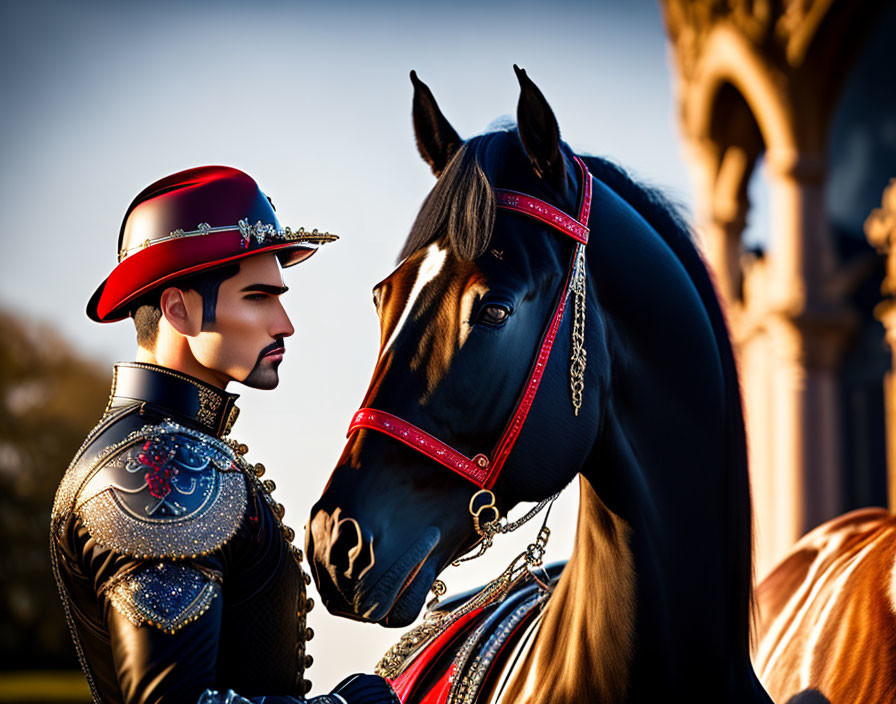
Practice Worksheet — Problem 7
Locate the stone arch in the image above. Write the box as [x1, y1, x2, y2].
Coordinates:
[684, 24, 798, 166]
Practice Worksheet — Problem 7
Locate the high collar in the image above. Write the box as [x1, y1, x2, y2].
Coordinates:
[107, 362, 240, 438]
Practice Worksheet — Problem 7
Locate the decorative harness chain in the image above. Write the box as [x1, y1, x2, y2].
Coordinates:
[570, 246, 588, 416]
[421, 489, 560, 613]
[376, 496, 558, 680]
[354, 157, 595, 679]
[450, 491, 560, 568]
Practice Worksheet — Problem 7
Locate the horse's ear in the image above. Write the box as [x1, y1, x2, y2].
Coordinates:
[411, 70, 462, 178]
[514, 65, 565, 188]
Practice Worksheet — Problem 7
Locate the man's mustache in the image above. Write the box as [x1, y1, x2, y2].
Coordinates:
[258, 339, 286, 361]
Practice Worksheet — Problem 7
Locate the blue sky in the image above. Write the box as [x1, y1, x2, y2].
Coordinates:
[1, 0, 710, 691]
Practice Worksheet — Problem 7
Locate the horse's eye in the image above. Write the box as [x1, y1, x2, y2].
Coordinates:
[477, 304, 511, 327]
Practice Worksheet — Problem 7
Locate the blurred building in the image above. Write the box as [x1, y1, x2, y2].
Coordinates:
[660, 0, 896, 576]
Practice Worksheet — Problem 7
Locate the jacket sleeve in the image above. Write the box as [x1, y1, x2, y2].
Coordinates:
[68, 422, 246, 703]
[68, 421, 396, 704]
[102, 557, 226, 704]
[92, 540, 397, 704]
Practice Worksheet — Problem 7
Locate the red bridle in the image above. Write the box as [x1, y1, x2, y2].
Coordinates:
[347, 156, 593, 490]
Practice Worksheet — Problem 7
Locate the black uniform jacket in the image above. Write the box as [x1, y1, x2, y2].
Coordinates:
[51, 363, 312, 704]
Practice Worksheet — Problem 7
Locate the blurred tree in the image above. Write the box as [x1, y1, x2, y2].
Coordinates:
[0, 308, 109, 669]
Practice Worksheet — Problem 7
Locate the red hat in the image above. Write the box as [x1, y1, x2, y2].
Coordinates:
[87, 165, 337, 322]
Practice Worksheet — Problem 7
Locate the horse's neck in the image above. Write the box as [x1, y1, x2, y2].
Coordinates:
[498, 352, 761, 701]
[499, 474, 636, 704]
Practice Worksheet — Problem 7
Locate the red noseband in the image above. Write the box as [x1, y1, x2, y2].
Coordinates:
[347, 157, 593, 489]
[349, 409, 494, 486]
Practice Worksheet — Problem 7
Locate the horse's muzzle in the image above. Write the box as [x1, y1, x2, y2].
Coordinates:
[307, 507, 441, 625]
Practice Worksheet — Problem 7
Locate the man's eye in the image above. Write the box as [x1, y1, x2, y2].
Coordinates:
[476, 304, 511, 326]
[245, 294, 267, 301]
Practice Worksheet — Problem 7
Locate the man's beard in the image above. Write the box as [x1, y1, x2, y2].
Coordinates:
[241, 339, 286, 390]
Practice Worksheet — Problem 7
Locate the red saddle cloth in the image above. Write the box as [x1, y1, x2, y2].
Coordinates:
[385, 565, 564, 704]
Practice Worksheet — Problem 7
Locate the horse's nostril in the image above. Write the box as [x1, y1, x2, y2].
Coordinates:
[309, 508, 375, 582]
[332, 521, 373, 579]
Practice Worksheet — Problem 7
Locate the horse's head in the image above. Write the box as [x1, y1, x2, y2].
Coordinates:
[307, 67, 606, 626]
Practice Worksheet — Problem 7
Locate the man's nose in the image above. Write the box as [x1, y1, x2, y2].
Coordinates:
[272, 299, 295, 338]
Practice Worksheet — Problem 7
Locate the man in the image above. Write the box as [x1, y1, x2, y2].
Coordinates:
[51, 166, 397, 704]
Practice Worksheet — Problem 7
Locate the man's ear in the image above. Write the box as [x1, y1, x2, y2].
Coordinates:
[159, 287, 203, 336]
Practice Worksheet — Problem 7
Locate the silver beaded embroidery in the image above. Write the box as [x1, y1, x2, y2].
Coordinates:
[106, 562, 222, 633]
[447, 591, 546, 704]
[71, 420, 247, 558]
[52, 407, 138, 528]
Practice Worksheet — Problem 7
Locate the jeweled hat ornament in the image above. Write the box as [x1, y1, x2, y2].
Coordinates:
[87, 165, 338, 322]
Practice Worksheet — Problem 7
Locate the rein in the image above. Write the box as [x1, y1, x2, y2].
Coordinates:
[347, 156, 592, 491]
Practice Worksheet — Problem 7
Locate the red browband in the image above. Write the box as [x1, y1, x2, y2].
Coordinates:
[347, 156, 592, 489]
[494, 192, 589, 244]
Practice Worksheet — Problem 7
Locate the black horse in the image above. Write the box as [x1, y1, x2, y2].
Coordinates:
[307, 67, 773, 703]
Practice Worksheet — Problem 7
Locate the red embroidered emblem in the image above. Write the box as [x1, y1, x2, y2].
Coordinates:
[137, 440, 178, 499]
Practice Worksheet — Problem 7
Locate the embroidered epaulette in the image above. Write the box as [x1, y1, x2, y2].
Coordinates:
[74, 419, 248, 559]
[105, 562, 222, 633]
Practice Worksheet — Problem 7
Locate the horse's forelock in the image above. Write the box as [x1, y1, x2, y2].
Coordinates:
[400, 131, 524, 263]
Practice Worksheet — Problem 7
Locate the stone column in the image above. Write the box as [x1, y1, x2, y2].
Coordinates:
[764, 153, 855, 539]
[735, 154, 857, 576]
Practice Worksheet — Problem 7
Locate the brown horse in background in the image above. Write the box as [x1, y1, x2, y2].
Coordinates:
[754, 508, 896, 703]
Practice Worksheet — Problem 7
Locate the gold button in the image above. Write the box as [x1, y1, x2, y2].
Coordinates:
[305, 627, 314, 641]
[254, 462, 266, 477]
[303, 679, 312, 695]
[237, 443, 249, 455]
[283, 527, 296, 542]
[304, 654, 314, 668]
[274, 503, 285, 519]
[263, 479, 276, 493]
[303, 572, 312, 585]
[305, 598, 314, 612]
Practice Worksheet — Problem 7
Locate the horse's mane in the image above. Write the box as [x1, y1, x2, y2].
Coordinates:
[581, 155, 755, 659]
[399, 129, 754, 659]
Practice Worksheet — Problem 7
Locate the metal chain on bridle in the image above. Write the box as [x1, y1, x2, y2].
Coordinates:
[376, 493, 560, 680]
[424, 488, 561, 607]
[570, 245, 588, 416]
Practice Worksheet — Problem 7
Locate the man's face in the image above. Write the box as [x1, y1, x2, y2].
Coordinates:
[185, 253, 295, 389]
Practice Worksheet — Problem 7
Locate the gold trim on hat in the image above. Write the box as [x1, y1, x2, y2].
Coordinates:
[118, 218, 338, 262]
